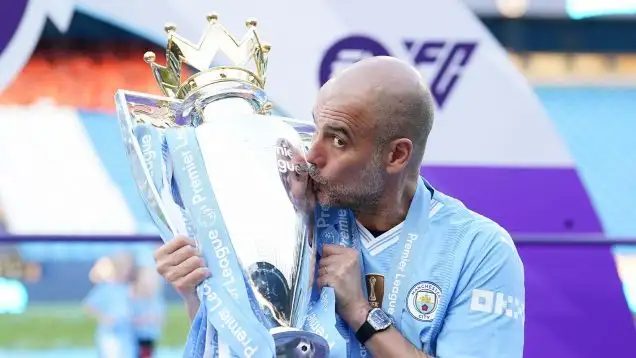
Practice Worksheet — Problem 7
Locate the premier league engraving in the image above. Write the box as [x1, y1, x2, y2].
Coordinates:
[114, 13, 329, 357]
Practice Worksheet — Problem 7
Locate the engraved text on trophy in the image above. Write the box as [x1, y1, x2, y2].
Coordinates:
[174, 130, 238, 299]
[275, 139, 305, 175]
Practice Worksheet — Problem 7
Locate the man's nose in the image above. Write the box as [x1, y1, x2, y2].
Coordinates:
[305, 141, 325, 169]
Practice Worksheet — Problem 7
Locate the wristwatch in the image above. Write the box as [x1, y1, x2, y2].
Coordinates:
[355, 307, 393, 344]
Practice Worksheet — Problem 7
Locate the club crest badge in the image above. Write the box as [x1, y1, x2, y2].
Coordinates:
[406, 281, 442, 322]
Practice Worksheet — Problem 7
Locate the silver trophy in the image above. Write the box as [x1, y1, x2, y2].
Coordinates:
[114, 13, 329, 357]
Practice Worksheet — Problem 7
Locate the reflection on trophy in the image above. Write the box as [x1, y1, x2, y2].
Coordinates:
[114, 12, 328, 357]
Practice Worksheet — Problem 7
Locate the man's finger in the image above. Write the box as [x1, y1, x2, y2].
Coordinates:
[154, 235, 194, 259]
[316, 264, 329, 278]
[170, 235, 197, 252]
[164, 255, 205, 283]
[321, 243, 347, 256]
[316, 274, 331, 289]
[318, 255, 339, 269]
[174, 267, 210, 292]
[176, 255, 207, 278]
[166, 244, 201, 267]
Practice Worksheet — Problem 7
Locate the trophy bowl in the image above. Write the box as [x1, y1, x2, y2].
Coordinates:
[114, 13, 330, 358]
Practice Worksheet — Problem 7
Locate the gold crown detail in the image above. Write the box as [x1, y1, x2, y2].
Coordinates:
[143, 13, 270, 99]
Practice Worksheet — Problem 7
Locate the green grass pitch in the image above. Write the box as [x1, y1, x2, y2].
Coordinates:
[0, 303, 190, 349]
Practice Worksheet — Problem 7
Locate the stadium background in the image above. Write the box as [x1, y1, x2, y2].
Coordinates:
[1, 1, 636, 357]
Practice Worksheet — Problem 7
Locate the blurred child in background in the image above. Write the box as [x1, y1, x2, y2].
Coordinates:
[131, 266, 166, 358]
[83, 251, 137, 358]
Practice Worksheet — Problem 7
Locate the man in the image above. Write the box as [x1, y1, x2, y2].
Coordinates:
[154, 56, 525, 357]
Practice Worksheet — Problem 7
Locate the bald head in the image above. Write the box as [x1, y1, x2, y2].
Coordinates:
[321, 56, 435, 166]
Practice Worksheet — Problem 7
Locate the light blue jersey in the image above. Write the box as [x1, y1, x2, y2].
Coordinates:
[132, 247, 166, 342]
[359, 182, 525, 357]
[132, 288, 166, 341]
[84, 282, 137, 358]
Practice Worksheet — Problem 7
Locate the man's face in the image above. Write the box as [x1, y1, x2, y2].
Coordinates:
[306, 93, 387, 210]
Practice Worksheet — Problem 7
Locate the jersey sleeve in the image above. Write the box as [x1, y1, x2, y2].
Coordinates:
[434, 226, 525, 358]
[83, 284, 108, 312]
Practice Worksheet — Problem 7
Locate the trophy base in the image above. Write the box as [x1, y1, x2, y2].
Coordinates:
[271, 327, 330, 358]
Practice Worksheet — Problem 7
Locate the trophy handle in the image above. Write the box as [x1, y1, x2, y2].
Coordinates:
[270, 326, 330, 358]
[114, 89, 183, 241]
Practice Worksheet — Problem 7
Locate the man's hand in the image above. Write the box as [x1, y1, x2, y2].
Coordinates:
[154, 235, 209, 319]
[317, 244, 371, 329]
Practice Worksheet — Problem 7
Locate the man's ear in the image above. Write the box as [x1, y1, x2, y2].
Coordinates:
[385, 138, 413, 174]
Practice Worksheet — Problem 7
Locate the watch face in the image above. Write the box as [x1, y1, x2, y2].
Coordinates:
[368, 308, 392, 330]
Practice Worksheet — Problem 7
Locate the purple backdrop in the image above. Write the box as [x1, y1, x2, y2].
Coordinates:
[422, 166, 602, 234]
[518, 244, 636, 357]
[420, 165, 636, 357]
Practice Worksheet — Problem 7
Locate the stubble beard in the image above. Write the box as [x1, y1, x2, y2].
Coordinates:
[309, 153, 385, 212]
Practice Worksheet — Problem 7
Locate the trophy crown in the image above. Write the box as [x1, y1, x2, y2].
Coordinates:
[144, 13, 270, 99]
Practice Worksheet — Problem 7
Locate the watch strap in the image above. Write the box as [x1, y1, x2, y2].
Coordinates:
[355, 319, 376, 345]
[355, 308, 391, 345]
